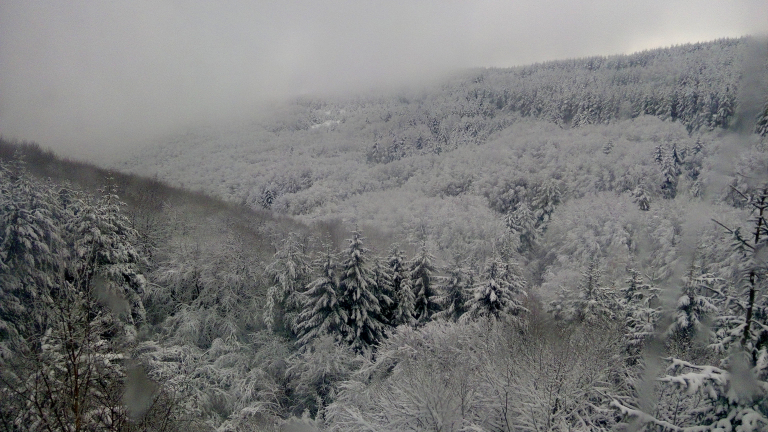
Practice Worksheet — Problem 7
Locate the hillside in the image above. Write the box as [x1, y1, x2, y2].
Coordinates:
[115, 38, 768, 271]
[118, 39, 764, 204]
[2, 37, 768, 431]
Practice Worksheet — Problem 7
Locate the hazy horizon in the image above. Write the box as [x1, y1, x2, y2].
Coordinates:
[1, 0, 766, 161]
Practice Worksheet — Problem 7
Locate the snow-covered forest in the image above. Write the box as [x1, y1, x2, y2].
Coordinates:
[2, 36, 768, 431]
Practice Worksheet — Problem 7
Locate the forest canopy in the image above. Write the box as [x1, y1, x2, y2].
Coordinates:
[2, 36, 768, 431]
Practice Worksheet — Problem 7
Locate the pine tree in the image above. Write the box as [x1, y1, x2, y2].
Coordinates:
[386, 246, 415, 327]
[295, 250, 349, 347]
[550, 258, 617, 323]
[465, 258, 526, 321]
[372, 258, 395, 327]
[264, 233, 312, 335]
[665, 263, 720, 355]
[621, 268, 660, 362]
[259, 188, 276, 209]
[616, 186, 768, 430]
[433, 261, 472, 322]
[505, 202, 539, 252]
[632, 185, 651, 211]
[0, 166, 154, 430]
[338, 231, 385, 352]
[66, 182, 147, 330]
[0, 159, 65, 343]
[711, 186, 768, 359]
[436, 268, 471, 322]
[409, 244, 441, 324]
[603, 139, 614, 155]
[655, 144, 681, 200]
[530, 179, 562, 225]
[653, 144, 664, 164]
[755, 101, 768, 137]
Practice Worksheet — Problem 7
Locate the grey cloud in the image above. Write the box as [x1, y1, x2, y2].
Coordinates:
[1, 0, 766, 160]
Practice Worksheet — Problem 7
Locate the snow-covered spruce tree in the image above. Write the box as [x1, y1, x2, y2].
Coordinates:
[0, 168, 165, 430]
[550, 257, 618, 324]
[656, 143, 682, 200]
[711, 188, 768, 361]
[621, 268, 661, 363]
[505, 201, 539, 253]
[66, 181, 147, 330]
[338, 231, 386, 353]
[0, 164, 146, 335]
[385, 246, 416, 327]
[756, 101, 768, 137]
[665, 262, 720, 357]
[409, 243, 441, 324]
[632, 184, 651, 211]
[258, 187, 276, 209]
[464, 258, 527, 321]
[372, 257, 395, 327]
[616, 185, 768, 431]
[433, 262, 472, 322]
[0, 159, 65, 346]
[294, 249, 349, 347]
[530, 178, 562, 226]
[264, 233, 312, 336]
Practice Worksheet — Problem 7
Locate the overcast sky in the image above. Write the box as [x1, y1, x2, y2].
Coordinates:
[1, 1, 766, 160]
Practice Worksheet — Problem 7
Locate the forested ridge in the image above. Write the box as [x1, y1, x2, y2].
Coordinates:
[2, 36, 768, 431]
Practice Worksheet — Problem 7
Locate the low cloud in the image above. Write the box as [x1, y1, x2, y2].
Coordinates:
[1, 0, 766, 160]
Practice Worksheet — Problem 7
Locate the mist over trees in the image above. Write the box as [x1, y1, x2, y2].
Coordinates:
[2, 36, 768, 431]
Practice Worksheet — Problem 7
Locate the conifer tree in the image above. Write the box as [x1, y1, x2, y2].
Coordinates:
[506, 202, 539, 252]
[550, 258, 617, 323]
[386, 246, 415, 327]
[616, 185, 768, 430]
[66, 181, 147, 329]
[295, 250, 349, 347]
[621, 268, 660, 362]
[409, 244, 441, 324]
[665, 263, 719, 354]
[710, 186, 768, 359]
[264, 233, 312, 335]
[531, 179, 562, 225]
[655, 144, 682, 199]
[0, 164, 155, 430]
[0, 159, 65, 342]
[372, 258, 395, 327]
[632, 185, 651, 211]
[433, 264, 472, 322]
[465, 258, 526, 321]
[755, 101, 768, 137]
[339, 231, 385, 352]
